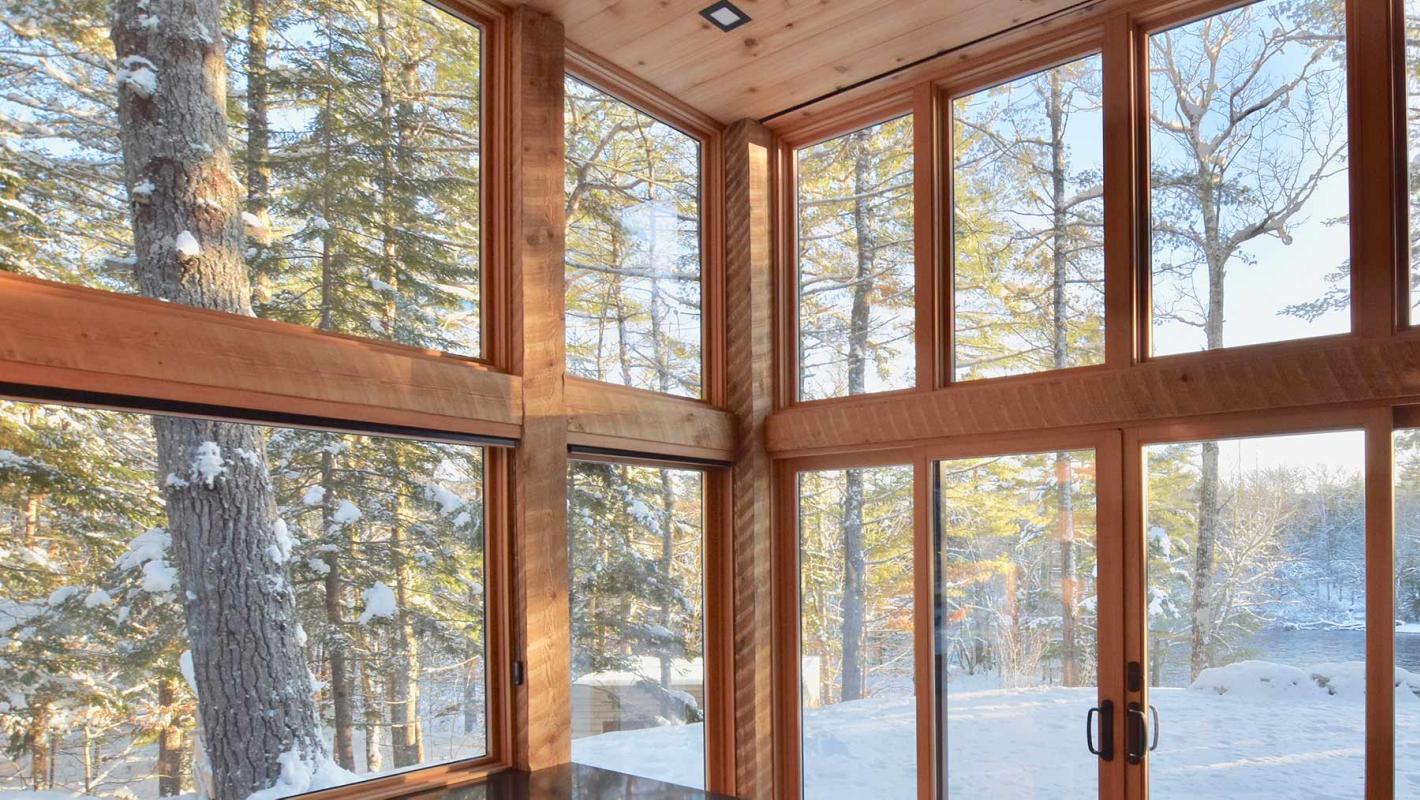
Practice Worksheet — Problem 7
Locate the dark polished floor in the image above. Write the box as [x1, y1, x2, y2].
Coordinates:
[405, 764, 736, 800]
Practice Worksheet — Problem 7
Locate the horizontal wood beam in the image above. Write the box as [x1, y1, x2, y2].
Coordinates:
[0, 273, 521, 439]
[565, 377, 735, 462]
[766, 334, 1420, 456]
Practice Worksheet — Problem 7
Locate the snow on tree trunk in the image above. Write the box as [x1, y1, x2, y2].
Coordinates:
[108, 0, 327, 796]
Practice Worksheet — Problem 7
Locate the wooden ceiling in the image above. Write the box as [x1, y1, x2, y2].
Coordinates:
[526, 0, 1090, 123]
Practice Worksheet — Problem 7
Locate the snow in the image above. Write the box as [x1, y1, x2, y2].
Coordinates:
[0, 791, 101, 800]
[118, 528, 170, 570]
[572, 660, 1420, 798]
[242, 212, 268, 232]
[301, 485, 325, 506]
[423, 483, 464, 515]
[267, 519, 295, 564]
[116, 56, 157, 99]
[178, 650, 198, 695]
[130, 180, 155, 200]
[357, 582, 396, 625]
[330, 500, 361, 525]
[174, 230, 202, 260]
[45, 586, 79, 607]
[306, 556, 331, 576]
[308, 216, 330, 231]
[369, 278, 394, 293]
[243, 748, 355, 800]
[140, 558, 177, 594]
[83, 589, 113, 608]
[191, 441, 224, 486]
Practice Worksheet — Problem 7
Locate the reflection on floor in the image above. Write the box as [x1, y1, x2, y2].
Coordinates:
[406, 763, 735, 800]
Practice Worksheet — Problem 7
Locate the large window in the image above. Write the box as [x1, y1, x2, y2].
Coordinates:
[567, 460, 706, 788]
[797, 465, 914, 799]
[1145, 431, 1365, 797]
[1148, 0, 1349, 355]
[563, 77, 704, 398]
[0, 399, 488, 798]
[952, 56, 1105, 381]
[796, 117, 916, 401]
[936, 449, 1099, 796]
[1395, 428, 1420, 788]
[0, 0, 484, 356]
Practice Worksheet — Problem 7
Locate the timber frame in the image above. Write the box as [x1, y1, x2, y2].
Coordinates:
[4, 0, 1420, 797]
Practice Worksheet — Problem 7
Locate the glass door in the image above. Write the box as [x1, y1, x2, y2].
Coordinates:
[1133, 426, 1373, 799]
[933, 436, 1123, 798]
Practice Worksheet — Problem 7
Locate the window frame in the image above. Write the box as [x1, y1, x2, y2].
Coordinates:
[779, 97, 926, 408]
[941, 41, 1111, 386]
[563, 48, 726, 406]
[0, 384, 518, 800]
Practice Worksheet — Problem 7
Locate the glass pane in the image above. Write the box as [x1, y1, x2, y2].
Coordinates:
[1145, 431, 1365, 798]
[797, 117, 916, 401]
[0, 399, 487, 798]
[568, 461, 706, 788]
[564, 77, 704, 398]
[1396, 430, 1420, 789]
[798, 465, 914, 799]
[936, 450, 1098, 797]
[0, 0, 483, 355]
[1148, 0, 1349, 355]
[952, 57, 1105, 381]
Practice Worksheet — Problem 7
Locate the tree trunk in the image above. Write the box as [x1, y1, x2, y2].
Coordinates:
[109, 0, 328, 795]
[29, 703, 48, 791]
[1047, 71, 1080, 687]
[244, 0, 271, 251]
[388, 448, 424, 767]
[1189, 160, 1227, 681]
[357, 634, 384, 772]
[837, 130, 876, 703]
[157, 677, 186, 796]
[321, 451, 356, 770]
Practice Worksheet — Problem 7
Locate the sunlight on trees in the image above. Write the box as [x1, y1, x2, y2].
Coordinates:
[563, 78, 703, 398]
[952, 57, 1105, 380]
[797, 117, 915, 401]
[936, 450, 1098, 797]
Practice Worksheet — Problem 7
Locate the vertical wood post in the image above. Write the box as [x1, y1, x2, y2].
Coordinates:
[724, 118, 776, 799]
[508, 5, 569, 773]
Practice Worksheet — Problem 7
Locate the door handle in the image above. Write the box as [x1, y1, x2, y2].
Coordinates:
[1126, 702, 1160, 763]
[1086, 700, 1114, 761]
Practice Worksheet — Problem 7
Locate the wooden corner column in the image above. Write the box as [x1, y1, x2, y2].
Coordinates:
[508, 5, 570, 773]
[724, 118, 776, 799]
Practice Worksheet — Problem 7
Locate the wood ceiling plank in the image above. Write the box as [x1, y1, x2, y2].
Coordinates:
[528, 0, 1092, 122]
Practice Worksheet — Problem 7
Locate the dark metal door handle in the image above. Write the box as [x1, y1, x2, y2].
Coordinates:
[1086, 700, 1114, 761]
[1126, 703, 1161, 763]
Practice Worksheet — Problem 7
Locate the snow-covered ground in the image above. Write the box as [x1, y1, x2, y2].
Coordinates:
[573, 659, 1420, 799]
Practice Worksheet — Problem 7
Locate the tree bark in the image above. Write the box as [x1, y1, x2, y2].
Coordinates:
[1047, 70, 1081, 687]
[388, 448, 424, 767]
[157, 677, 186, 796]
[29, 703, 48, 791]
[109, 0, 328, 795]
[837, 130, 876, 703]
[321, 450, 356, 770]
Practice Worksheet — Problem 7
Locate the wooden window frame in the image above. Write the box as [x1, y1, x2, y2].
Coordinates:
[760, 1, 1416, 799]
[777, 97, 924, 409]
[938, 36, 1110, 388]
[566, 451, 736, 793]
[564, 46, 728, 408]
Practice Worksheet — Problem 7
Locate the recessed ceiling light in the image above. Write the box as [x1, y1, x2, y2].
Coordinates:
[700, 0, 750, 32]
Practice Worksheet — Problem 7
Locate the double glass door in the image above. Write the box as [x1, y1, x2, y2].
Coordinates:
[928, 419, 1392, 799]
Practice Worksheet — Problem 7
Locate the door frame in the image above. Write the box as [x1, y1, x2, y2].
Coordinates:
[1120, 406, 1392, 799]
